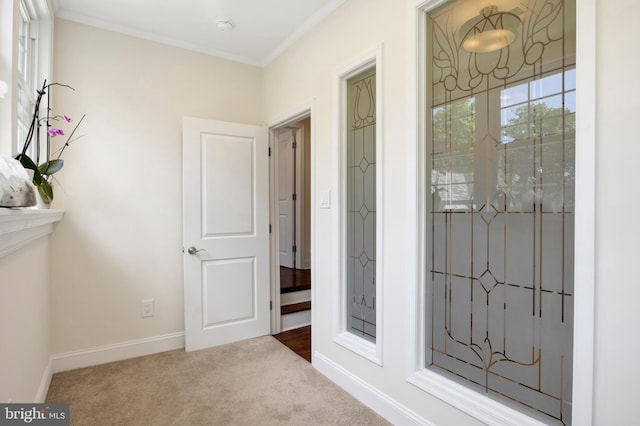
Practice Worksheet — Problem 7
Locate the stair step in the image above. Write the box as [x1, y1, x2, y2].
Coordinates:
[280, 283, 311, 294]
[281, 289, 311, 306]
[281, 301, 311, 315]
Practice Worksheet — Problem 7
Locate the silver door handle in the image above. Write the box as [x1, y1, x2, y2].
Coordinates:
[187, 246, 204, 255]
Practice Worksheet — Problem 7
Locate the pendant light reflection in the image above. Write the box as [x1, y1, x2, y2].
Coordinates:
[460, 5, 520, 53]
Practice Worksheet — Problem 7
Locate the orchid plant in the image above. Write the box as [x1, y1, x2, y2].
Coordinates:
[14, 80, 84, 204]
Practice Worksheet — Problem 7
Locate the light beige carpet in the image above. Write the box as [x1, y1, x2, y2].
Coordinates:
[46, 336, 390, 425]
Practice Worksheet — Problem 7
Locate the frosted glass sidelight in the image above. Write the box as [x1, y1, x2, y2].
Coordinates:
[346, 67, 377, 342]
[426, 0, 575, 423]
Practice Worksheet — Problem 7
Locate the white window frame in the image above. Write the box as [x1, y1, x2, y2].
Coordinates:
[334, 44, 384, 366]
[17, 0, 39, 158]
[406, 0, 595, 425]
[0, 0, 52, 157]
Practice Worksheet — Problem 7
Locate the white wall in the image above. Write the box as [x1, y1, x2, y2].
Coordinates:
[0, 238, 50, 403]
[49, 19, 263, 355]
[263, 0, 640, 424]
[593, 0, 640, 423]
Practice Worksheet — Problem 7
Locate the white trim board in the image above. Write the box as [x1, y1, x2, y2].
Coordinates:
[314, 353, 431, 426]
[333, 43, 384, 367]
[261, 0, 347, 66]
[267, 100, 315, 337]
[0, 209, 64, 258]
[50, 332, 185, 374]
[36, 361, 52, 403]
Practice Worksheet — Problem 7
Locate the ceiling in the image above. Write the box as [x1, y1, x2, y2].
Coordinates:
[51, 0, 347, 67]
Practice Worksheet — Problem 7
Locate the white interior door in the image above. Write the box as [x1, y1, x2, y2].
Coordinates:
[278, 128, 295, 268]
[183, 117, 270, 352]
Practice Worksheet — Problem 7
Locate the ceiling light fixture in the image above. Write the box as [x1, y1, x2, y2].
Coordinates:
[459, 5, 521, 53]
[216, 18, 234, 32]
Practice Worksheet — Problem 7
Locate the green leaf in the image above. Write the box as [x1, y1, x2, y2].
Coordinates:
[38, 159, 64, 175]
[14, 153, 43, 186]
[37, 180, 54, 204]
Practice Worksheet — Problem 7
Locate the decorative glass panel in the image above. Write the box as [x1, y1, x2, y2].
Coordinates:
[426, 0, 575, 423]
[346, 67, 376, 342]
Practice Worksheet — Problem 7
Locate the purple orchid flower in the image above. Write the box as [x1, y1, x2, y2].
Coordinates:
[48, 128, 65, 137]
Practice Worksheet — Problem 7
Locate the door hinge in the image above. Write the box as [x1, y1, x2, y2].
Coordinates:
[292, 193, 297, 201]
[270, 301, 273, 310]
[268, 147, 271, 156]
[292, 141, 297, 149]
[269, 224, 272, 233]
[292, 245, 297, 253]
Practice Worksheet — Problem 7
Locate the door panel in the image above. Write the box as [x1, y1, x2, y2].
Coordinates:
[202, 134, 254, 236]
[277, 128, 295, 268]
[203, 257, 255, 326]
[183, 117, 269, 352]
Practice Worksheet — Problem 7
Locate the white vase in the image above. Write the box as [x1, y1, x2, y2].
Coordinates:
[35, 188, 52, 209]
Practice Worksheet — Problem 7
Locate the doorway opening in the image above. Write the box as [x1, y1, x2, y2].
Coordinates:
[270, 113, 312, 361]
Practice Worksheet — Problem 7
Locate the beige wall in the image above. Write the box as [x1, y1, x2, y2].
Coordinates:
[49, 19, 263, 354]
[263, 0, 640, 424]
[0, 238, 50, 403]
[264, 0, 478, 424]
[37, 0, 640, 423]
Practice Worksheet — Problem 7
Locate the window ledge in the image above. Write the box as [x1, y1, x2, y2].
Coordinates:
[408, 369, 550, 426]
[0, 208, 64, 258]
[334, 332, 382, 366]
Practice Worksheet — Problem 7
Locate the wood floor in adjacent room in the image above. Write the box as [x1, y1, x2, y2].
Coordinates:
[274, 325, 311, 362]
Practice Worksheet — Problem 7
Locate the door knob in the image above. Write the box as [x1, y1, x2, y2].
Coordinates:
[187, 246, 204, 255]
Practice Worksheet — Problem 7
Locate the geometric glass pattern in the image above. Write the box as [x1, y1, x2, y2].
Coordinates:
[427, 1, 575, 423]
[347, 66, 376, 342]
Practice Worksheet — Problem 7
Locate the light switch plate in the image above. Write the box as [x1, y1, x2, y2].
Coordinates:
[319, 190, 331, 209]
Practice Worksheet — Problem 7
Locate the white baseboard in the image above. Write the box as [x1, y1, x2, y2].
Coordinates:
[313, 352, 431, 426]
[35, 360, 52, 403]
[51, 332, 185, 374]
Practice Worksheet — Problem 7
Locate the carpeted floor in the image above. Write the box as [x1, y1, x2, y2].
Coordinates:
[46, 336, 390, 425]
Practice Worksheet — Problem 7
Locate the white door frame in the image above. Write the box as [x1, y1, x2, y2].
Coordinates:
[268, 104, 314, 336]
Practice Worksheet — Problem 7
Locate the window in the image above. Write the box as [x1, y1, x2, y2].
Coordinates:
[17, 0, 39, 158]
[0, 0, 51, 158]
[335, 46, 383, 365]
[425, 0, 576, 423]
[346, 66, 377, 343]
